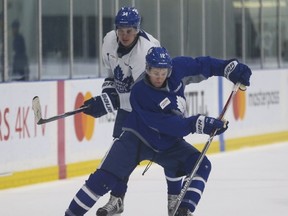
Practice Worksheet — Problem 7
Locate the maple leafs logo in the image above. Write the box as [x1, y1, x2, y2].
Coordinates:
[114, 65, 134, 93]
[176, 96, 187, 117]
[114, 65, 124, 80]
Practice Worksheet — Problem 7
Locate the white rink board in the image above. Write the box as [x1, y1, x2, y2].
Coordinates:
[0, 69, 288, 174]
[0, 81, 58, 172]
[223, 69, 288, 139]
[64, 79, 115, 164]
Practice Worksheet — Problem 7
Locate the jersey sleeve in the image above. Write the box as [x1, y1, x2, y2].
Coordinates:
[172, 56, 230, 85]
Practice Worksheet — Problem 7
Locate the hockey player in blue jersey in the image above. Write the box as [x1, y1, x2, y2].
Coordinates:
[79, 7, 183, 216]
[65, 47, 251, 216]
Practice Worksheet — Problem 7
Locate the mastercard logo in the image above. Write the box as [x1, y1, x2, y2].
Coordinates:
[233, 90, 246, 120]
[74, 92, 95, 141]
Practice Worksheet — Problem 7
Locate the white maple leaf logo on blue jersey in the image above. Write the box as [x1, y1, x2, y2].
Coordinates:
[176, 96, 187, 117]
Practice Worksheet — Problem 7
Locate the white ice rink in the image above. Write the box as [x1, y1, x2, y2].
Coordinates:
[1, 142, 288, 216]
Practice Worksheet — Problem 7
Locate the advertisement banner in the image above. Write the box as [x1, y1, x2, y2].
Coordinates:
[224, 69, 288, 139]
[64, 79, 115, 164]
[1, 69, 287, 189]
[0, 82, 58, 173]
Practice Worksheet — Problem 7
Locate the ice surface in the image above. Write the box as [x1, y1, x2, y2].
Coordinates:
[0, 142, 288, 216]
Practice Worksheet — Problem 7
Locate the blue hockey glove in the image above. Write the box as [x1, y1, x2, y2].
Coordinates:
[194, 114, 228, 135]
[83, 93, 116, 118]
[102, 78, 120, 109]
[224, 60, 252, 90]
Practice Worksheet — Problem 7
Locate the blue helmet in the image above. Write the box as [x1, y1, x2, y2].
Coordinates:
[146, 47, 172, 73]
[115, 7, 141, 30]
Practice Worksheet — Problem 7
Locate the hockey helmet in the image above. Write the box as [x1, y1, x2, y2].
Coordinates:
[146, 47, 172, 76]
[115, 7, 141, 30]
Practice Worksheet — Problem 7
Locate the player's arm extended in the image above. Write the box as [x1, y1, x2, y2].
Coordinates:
[172, 56, 251, 89]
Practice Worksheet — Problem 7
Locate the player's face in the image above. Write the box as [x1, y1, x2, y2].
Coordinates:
[147, 67, 169, 88]
[116, 27, 138, 47]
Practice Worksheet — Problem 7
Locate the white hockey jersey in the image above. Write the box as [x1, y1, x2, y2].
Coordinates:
[102, 30, 160, 112]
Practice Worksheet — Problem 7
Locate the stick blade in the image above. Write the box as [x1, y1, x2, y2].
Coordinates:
[32, 96, 42, 124]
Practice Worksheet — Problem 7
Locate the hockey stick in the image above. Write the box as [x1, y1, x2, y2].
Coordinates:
[32, 96, 89, 125]
[170, 82, 242, 216]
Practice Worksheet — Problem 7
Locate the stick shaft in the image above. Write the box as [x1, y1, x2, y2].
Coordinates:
[37, 106, 88, 124]
[170, 82, 241, 216]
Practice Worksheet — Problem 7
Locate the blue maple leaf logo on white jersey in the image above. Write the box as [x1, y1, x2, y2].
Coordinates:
[114, 65, 134, 93]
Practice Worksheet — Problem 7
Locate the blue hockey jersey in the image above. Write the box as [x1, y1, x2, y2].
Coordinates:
[122, 56, 230, 151]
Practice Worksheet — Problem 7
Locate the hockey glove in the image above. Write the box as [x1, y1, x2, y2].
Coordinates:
[224, 60, 252, 90]
[83, 93, 116, 118]
[101, 78, 120, 109]
[194, 114, 228, 135]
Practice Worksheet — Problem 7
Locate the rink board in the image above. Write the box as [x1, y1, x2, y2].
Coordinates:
[0, 69, 287, 189]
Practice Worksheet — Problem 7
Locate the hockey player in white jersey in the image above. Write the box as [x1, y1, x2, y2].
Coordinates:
[77, 7, 183, 216]
[64, 47, 251, 216]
